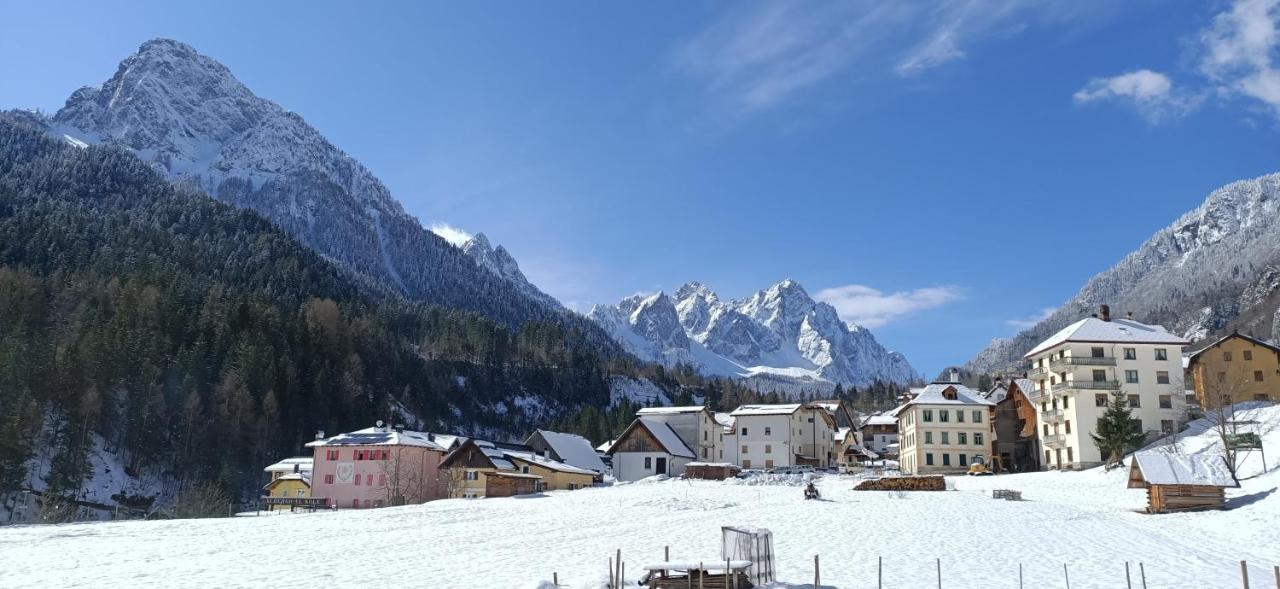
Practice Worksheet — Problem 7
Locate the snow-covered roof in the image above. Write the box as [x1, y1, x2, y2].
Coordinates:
[611, 417, 695, 459]
[864, 414, 897, 426]
[730, 403, 802, 416]
[637, 406, 707, 415]
[903, 383, 994, 407]
[595, 439, 615, 453]
[1186, 331, 1280, 364]
[305, 427, 448, 451]
[263, 472, 311, 489]
[983, 385, 1008, 402]
[505, 450, 598, 476]
[714, 412, 735, 430]
[529, 430, 607, 473]
[1025, 317, 1189, 358]
[1131, 452, 1238, 487]
[834, 427, 852, 441]
[843, 442, 879, 460]
[264, 457, 313, 473]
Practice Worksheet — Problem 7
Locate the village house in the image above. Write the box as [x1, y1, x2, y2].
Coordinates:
[306, 423, 449, 509]
[1024, 305, 1190, 469]
[859, 408, 902, 459]
[437, 438, 597, 498]
[606, 417, 696, 481]
[1185, 331, 1280, 409]
[523, 429, 609, 481]
[1128, 452, 1239, 513]
[812, 399, 861, 430]
[984, 377, 1041, 473]
[634, 406, 723, 463]
[727, 404, 837, 469]
[261, 457, 313, 511]
[833, 426, 878, 471]
[897, 373, 995, 475]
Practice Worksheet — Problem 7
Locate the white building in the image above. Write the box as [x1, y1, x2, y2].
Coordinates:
[860, 410, 902, 457]
[726, 404, 836, 469]
[897, 376, 996, 475]
[605, 417, 696, 481]
[1024, 306, 1190, 469]
[635, 406, 723, 463]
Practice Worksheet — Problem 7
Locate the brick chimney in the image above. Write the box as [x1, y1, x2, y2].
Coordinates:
[1099, 304, 1111, 322]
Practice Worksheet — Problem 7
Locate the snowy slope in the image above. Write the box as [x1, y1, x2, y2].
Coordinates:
[589, 280, 916, 390]
[47, 39, 579, 334]
[970, 172, 1280, 372]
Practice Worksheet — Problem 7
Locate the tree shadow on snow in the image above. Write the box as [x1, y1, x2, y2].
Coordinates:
[511, 493, 549, 499]
[1224, 486, 1276, 510]
[768, 583, 840, 589]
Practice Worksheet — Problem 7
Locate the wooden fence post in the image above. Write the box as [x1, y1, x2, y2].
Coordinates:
[1126, 562, 1132, 589]
[553, 572, 558, 587]
[1140, 562, 1147, 589]
[878, 555, 883, 589]
[609, 557, 614, 589]
[937, 557, 942, 589]
[699, 561, 704, 589]
[1019, 563, 1023, 589]
[1241, 561, 1250, 589]
[1273, 565, 1278, 589]
[1064, 563, 1071, 589]
[665, 546, 670, 562]
[814, 554, 820, 588]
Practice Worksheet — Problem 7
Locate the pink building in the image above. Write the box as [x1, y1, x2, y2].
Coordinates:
[306, 424, 453, 509]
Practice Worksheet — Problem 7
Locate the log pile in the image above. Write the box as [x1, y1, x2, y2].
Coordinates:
[854, 476, 945, 491]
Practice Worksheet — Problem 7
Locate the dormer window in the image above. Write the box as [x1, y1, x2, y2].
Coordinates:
[942, 386, 958, 401]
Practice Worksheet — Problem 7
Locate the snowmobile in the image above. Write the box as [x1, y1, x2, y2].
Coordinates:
[803, 481, 821, 500]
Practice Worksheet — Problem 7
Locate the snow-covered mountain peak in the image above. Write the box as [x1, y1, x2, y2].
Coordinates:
[589, 279, 916, 391]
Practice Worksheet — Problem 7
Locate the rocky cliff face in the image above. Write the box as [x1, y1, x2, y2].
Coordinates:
[589, 279, 917, 390]
[50, 39, 588, 336]
[969, 172, 1280, 372]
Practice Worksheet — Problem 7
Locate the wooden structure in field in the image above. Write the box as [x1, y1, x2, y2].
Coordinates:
[1127, 452, 1238, 513]
[484, 471, 541, 497]
[854, 475, 945, 491]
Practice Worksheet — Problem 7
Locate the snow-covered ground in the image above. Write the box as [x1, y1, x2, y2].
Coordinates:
[3, 407, 1278, 588]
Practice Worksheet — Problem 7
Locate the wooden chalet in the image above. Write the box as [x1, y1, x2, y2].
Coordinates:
[986, 377, 1040, 473]
[1128, 452, 1238, 513]
[606, 417, 695, 482]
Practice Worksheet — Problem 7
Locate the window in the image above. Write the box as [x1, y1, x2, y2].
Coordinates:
[941, 432, 950, 445]
[957, 432, 967, 445]
[925, 432, 933, 444]
[926, 453, 934, 466]
[1255, 370, 1265, 382]
[942, 454, 951, 466]
[1127, 394, 1141, 408]
[644, 457, 652, 469]
[1217, 371, 1226, 382]
[352, 499, 360, 508]
[1064, 420, 1071, 434]
[354, 474, 361, 486]
[1043, 424, 1050, 436]
[702, 448, 708, 458]
[741, 445, 748, 454]
[1161, 420, 1175, 434]
[1124, 348, 1136, 360]
[703, 431, 707, 441]
[465, 471, 479, 481]
[1244, 350, 1253, 361]
[939, 410, 950, 423]
[1096, 393, 1108, 407]
[956, 410, 965, 423]
[974, 433, 984, 446]
[379, 474, 386, 486]
[923, 410, 933, 422]
[1066, 447, 1074, 463]
[1224, 351, 1233, 361]
[764, 427, 772, 436]
[1092, 369, 1107, 382]
[1061, 397, 1069, 409]
[1125, 370, 1139, 384]
[741, 428, 748, 436]
[1045, 449, 1051, 464]
[764, 444, 772, 454]
[972, 410, 983, 423]
[324, 474, 335, 484]
[1159, 395, 1172, 409]
[521, 465, 529, 474]
[764, 459, 774, 469]
[1155, 348, 1168, 361]
[959, 454, 968, 466]
[1130, 418, 1143, 433]
[1156, 371, 1170, 385]
[743, 460, 751, 469]
[1091, 347, 1105, 358]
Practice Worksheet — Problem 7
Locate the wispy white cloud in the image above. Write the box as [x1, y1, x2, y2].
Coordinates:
[1199, 0, 1280, 119]
[1006, 307, 1057, 329]
[428, 222, 472, 247]
[677, 0, 1118, 113]
[815, 284, 963, 328]
[1072, 69, 1201, 122]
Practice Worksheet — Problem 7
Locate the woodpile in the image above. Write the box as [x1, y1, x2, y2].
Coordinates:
[854, 476, 945, 491]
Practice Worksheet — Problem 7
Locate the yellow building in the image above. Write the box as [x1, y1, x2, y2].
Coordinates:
[262, 474, 311, 510]
[437, 439, 594, 498]
[507, 453, 596, 491]
[1186, 332, 1280, 408]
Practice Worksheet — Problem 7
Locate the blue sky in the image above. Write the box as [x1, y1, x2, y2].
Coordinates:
[3, 0, 1279, 377]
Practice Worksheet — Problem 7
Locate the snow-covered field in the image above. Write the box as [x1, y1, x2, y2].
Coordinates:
[2, 408, 1278, 589]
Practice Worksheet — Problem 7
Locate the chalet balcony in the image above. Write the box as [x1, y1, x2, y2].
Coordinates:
[1028, 366, 1048, 379]
[1051, 380, 1120, 394]
[1041, 409, 1064, 423]
[1042, 433, 1067, 447]
[1049, 356, 1116, 370]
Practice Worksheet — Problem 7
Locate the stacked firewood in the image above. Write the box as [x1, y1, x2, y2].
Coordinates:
[853, 476, 945, 491]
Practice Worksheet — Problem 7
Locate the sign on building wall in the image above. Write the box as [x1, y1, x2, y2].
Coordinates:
[335, 462, 355, 484]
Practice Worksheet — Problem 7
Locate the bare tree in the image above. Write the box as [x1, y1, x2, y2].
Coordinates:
[1201, 376, 1264, 479]
[377, 447, 432, 506]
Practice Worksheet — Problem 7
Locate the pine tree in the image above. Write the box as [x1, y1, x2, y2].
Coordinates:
[1090, 391, 1146, 469]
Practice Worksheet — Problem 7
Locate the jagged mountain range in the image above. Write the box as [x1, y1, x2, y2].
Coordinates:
[44, 39, 607, 345]
[589, 279, 917, 390]
[969, 172, 1280, 372]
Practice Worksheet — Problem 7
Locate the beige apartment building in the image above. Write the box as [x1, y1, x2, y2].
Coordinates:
[1024, 306, 1189, 469]
[897, 375, 995, 475]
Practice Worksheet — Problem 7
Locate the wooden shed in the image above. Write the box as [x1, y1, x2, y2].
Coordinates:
[1127, 452, 1238, 513]
[485, 471, 542, 498]
[684, 462, 740, 481]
